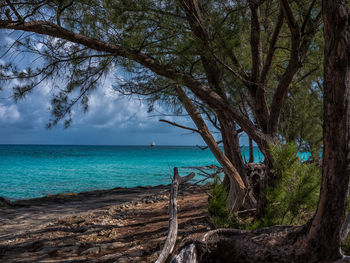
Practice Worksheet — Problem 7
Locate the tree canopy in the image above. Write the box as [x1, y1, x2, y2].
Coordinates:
[2, 0, 350, 262]
[0, 0, 325, 212]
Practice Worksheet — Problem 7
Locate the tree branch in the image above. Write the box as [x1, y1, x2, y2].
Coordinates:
[260, 7, 284, 84]
[159, 119, 199, 133]
[0, 19, 271, 146]
[5, 0, 23, 22]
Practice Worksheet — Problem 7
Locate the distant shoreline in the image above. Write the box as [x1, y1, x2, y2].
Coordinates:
[0, 143, 257, 147]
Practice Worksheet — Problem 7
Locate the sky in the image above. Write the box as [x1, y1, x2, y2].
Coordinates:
[0, 31, 249, 146]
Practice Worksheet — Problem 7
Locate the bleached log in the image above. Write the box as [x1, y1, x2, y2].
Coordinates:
[155, 167, 195, 263]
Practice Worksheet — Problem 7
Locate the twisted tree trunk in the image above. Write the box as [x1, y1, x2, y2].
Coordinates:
[176, 87, 246, 212]
[218, 113, 257, 209]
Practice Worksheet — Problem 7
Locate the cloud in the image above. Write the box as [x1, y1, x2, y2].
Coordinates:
[0, 104, 20, 123]
[0, 37, 239, 146]
[0, 70, 208, 145]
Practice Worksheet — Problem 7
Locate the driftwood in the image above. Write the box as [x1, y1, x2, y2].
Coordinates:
[155, 167, 195, 263]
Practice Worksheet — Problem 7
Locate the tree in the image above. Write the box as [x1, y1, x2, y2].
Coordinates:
[172, 0, 350, 261]
[0, 0, 322, 213]
[1, 1, 350, 261]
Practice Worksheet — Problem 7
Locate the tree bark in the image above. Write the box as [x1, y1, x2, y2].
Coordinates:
[175, 87, 246, 212]
[218, 113, 246, 181]
[218, 113, 256, 209]
[172, 1, 350, 261]
[305, 1, 350, 261]
[249, 137, 254, 163]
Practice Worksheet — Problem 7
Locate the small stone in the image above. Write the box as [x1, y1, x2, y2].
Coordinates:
[117, 257, 129, 263]
[81, 246, 100, 255]
[116, 221, 124, 227]
[128, 250, 143, 257]
[99, 253, 123, 261]
[148, 252, 160, 262]
[57, 246, 78, 254]
[110, 242, 125, 248]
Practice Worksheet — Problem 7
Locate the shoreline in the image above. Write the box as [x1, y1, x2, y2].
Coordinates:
[1, 184, 172, 206]
[0, 183, 210, 262]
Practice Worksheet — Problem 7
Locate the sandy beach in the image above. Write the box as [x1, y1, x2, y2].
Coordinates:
[0, 184, 210, 263]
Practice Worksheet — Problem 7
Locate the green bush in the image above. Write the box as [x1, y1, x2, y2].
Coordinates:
[254, 143, 321, 228]
[208, 143, 321, 230]
[208, 178, 238, 228]
[342, 234, 350, 255]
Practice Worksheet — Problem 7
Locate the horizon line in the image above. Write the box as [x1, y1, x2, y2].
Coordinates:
[0, 143, 254, 147]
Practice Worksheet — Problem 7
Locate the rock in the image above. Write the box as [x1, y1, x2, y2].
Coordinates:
[61, 238, 79, 246]
[99, 242, 124, 252]
[73, 226, 88, 233]
[128, 250, 143, 257]
[57, 246, 78, 254]
[37, 247, 57, 255]
[110, 242, 125, 248]
[115, 221, 124, 227]
[148, 252, 160, 262]
[81, 246, 100, 255]
[0, 197, 13, 207]
[116, 257, 129, 263]
[68, 216, 86, 224]
[98, 253, 123, 261]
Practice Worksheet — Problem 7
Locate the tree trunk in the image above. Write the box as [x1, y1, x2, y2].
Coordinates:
[249, 136, 254, 163]
[171, 1, 350, 261]
[305, 1, 350, 261]
[218, 113, 256, 209]
[176, 87, 246, 212]
[218, 113, 246, 180]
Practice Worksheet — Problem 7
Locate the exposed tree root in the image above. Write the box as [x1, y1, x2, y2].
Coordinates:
[171, 226, 347, 263]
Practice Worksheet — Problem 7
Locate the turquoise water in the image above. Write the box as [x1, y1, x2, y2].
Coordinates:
[0, 145, 264, 200]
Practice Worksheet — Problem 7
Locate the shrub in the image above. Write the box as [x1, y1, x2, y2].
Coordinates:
[254, 143, 321, 228]
[208, 178, 238, 228]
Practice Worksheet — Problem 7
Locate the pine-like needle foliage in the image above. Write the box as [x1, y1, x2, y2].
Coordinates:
[253, 143, 321, 228]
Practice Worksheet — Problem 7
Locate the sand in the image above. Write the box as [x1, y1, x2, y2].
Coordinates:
[0, 184, 210, 262]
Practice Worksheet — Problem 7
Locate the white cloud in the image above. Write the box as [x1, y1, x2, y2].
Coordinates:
[0, 104, 20, 123]
[4, 36, 14, 45]
[34, 42, 44, 51]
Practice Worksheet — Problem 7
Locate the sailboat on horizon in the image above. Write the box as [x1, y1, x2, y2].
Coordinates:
[150, 141, 156, 147]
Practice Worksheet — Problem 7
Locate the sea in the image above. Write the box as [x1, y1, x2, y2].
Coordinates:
[0, 145, 264, 201]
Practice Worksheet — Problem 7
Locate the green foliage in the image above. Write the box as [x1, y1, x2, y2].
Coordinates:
[253, 143, 321, 228]
[208, 179, 238, 228]
[280, 82, 323, 162]
[342, 234, 350, 255]
[208, 143, 321, 230]
[0, 0, 323, 129]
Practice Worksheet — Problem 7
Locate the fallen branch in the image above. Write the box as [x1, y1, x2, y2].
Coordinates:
[156, 167, 195, 263]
